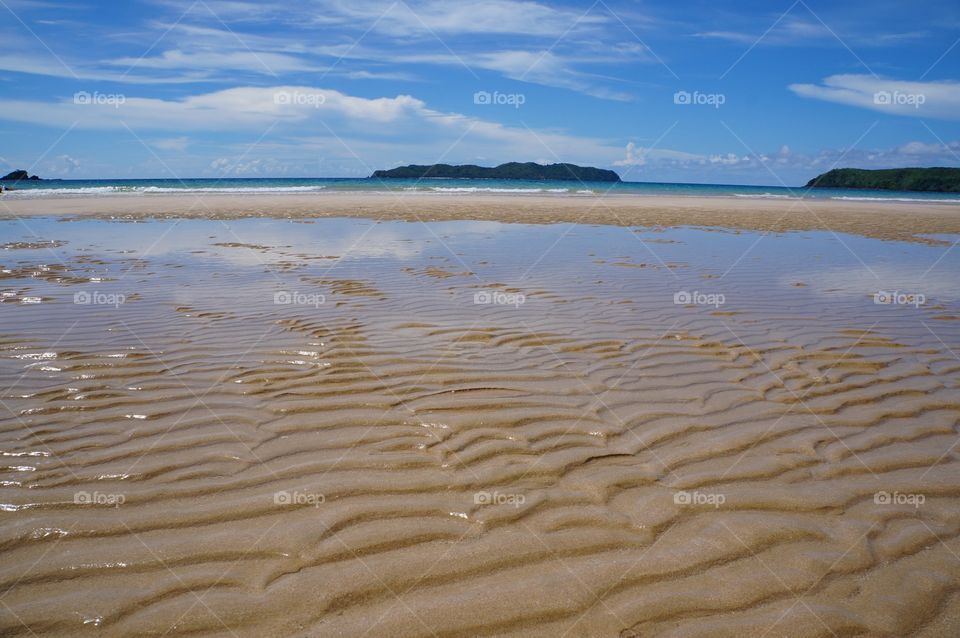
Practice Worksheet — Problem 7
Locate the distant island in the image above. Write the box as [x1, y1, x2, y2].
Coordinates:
[372, 162, 621, 182]
[806, 168, 960, 193]
[1, 170, 42, 181]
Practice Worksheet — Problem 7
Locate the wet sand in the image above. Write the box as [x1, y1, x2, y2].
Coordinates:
[4, 191, 960, 242]
[1, 216, 959, 637]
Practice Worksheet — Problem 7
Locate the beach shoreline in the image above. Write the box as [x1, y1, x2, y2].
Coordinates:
[3, 191, 960, 242]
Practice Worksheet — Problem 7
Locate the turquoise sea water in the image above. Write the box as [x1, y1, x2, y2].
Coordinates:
[3, 177, 960, 202]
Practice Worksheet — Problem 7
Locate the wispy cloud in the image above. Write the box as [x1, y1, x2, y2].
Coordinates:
[695, 14, 925, 47]
[106, 49, 320, 74]
[186, 0, 611, 38]
[0, 53, 215, 84]
[695, 16, 831, 46]
[121, 0, 647, 98]
[394, 49, 636, 100]
[789, 75, 960, 120]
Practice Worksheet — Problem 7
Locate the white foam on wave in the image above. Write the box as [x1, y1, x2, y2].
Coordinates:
[733, 193, 801, 200]
[6, 186, 123, 197]
[2, 185, 328, 199]
[831, 195, 960, 203]
[139, 186, 327, 194]
[427, 187, 573, 193]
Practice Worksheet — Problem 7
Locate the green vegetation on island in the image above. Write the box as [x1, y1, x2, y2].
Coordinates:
[806, 167, 960, 193]
[371, 162, 621, 182]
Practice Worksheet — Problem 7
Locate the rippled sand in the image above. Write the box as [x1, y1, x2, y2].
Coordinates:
[6, 192, 960, 242]
[1, 218, 959, 637]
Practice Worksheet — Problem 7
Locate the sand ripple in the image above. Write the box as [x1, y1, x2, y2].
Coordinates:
[1, 221, 958, 637]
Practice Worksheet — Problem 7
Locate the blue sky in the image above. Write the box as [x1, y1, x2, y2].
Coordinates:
[0, 0, 958, 185]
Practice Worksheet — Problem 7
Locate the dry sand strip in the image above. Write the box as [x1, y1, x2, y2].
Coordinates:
[4, 192, 960, 242]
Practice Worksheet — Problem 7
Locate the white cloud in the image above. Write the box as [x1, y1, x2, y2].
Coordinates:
[896, 140, 960, 155]
[695, 14, 925, 47]
[209, 157, 293, 176]
[470, 50, 634, 101]
[43, 154, 81, 176]
[384, 0, 607, 36]
[789, 74, 960, 120]
[0, 0, 645, 99]
[708, 153, 749, 165]
[0, 86, 429, 130]
[153, 137, 191, 151]
[129, 2, 640, 99]
[107, 49, 318, 75]
[0, 85, 626, 172]
[0, 54, 213, 84]
[614, 141, 704, 167]
[696, 16, 832, 46]
[191, 0, 609, 38]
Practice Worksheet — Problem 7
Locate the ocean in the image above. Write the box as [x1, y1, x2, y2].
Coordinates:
[3, 177, 959, 202]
